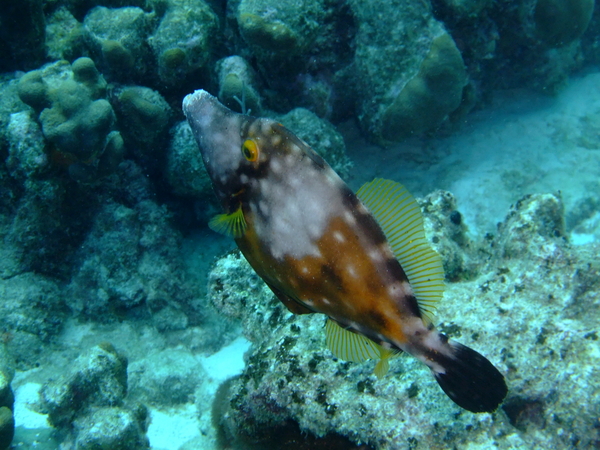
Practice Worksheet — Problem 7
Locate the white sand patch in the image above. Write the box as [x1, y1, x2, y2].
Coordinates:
[12, 382, 48, 429]
[147, 404, 203, 450]
[147, 337, 250, 449]
[200, 336, 251, 381]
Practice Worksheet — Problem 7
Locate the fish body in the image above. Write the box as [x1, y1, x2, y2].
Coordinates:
[183, 90, 507, 413]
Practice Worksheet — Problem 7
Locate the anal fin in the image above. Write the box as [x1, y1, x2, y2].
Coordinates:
[325, 319, 400, 378]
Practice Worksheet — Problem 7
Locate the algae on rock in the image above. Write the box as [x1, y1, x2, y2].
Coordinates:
[208, 191, 600, 449]
[350, 0, 467, 142]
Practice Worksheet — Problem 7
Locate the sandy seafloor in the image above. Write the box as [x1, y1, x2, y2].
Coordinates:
[10, 70, 600, 449]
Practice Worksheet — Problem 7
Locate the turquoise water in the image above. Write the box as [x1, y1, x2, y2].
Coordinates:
[1, 0, 599, 449]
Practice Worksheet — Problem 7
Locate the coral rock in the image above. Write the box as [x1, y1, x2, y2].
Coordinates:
[40, 343, 128, 428]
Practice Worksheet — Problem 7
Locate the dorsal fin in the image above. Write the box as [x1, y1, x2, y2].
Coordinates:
[356, 178, 445, 322]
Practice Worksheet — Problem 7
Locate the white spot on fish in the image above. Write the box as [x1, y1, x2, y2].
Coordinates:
[259, 178, 271, 194]
[346, 263, 357, 279]
[343, 211, 356, 226]
[357, 203, 369, 215]
[333, 231, 345, 243]
[387, 282, 408, 299]
[270, 158, 282, 174]
[380, 243, 395, 259]
[259, 200, 269, 216]
[261, 121, 272, 135]
[325, 169, 340, 186]
[368, 248, 383, 262]
[285, 154, 296, 168]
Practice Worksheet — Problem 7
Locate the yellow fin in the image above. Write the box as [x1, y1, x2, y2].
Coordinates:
[325, 319, 380, 363]
[374, 355, 390, 379]
[326, 319, 399, 377]
[356, 178, 445, 323]
[208, 205, 247, 238]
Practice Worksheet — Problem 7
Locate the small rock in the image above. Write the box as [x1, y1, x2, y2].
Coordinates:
[40, 343, 128, 428]
[0, 407, 14, 450]
[74, 406, 149, 450]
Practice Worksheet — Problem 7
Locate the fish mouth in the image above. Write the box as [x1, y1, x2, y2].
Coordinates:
[183, 89, 228, 147]
[183, 89, 247, 193]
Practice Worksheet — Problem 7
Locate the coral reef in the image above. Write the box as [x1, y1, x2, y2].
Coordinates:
[0, 273, 66, 368]
[2, 0, 597, 145]
[165, 120, 213, 198]
[0, 344, 14, 450]
[0, 0, 599, 448]
[350, 0, 467, 142]
[17, 57, 124, 182]
[40, 342, 149, 448]
[128, 347, 208, 405]
[208, 192, 600, 449]
[149, 0, 219, 88]
[83, 6, 155, 84]
[73, 406, 149, 450]
[65, 189, 199, 327]
[109, 84, 172, 171]
[216, 55, 262, 115]
[41, 343, 128, 427]
[0, 0, 46, 72]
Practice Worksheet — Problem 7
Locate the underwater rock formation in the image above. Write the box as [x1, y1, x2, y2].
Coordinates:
[216, 55, 262, 115]
[209, 192, 600, 449]
[0, 273, 66, 369]
[65, 189, 199, 326]
[149, 0, 219, 88]
[40, 342, 149, 449]
[350, 0, 467, 142]
[236, 0, 325, 58]
[17, 57, 124, 182]
[128, 347, 208, 405]
[83, 6, 155, 84]
[5, 111, 49, 180]
[0, 0, 46, 72]
[72, 406, 149, 450]
[109, 84, 172, 172]
[165, 120, 213, 198]
[40, 342, 129, 427]
[0, 344, 14, 450]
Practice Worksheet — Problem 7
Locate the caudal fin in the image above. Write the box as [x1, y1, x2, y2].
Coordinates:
[432, 341, 507, 413]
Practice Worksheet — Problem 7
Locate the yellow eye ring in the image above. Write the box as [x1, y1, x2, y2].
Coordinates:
[241, 139, 259, 162]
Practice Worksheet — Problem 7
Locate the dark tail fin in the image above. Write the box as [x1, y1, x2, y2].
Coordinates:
[432, 341, 507, 413]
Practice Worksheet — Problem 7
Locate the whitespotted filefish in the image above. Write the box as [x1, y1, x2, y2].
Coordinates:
[183, 90, 507, 413]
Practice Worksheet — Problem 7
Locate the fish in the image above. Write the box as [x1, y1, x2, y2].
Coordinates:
[183, 89, 508, 413]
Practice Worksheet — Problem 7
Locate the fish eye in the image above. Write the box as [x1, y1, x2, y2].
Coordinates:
[241, 139, 259, 162]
